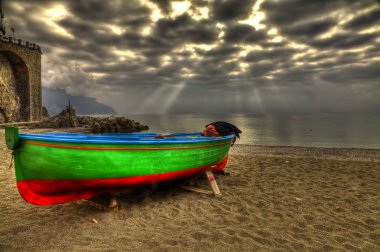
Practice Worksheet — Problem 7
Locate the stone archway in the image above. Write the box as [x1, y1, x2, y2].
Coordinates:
[0, 36, 42, 122]
[0, 51, 29, 122]
[0, 106, 7, 122]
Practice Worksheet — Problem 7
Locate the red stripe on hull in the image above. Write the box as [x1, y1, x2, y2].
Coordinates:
[212, 155, 229, 172]
[16, 156, 229, 205]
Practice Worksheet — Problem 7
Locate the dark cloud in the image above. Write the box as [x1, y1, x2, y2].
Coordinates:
[260, 0, 379, 52]
[57, 18, 123, 48]
[260, 41, 288, 48]
[248, 61, 276, 77]
[153, 14, 218, 44]
[244, 48, 298, 63]
[224, 24, 267, 43]
[321, 62, 380, 84]
[58, 51, 99, 62]
[308, 32, 378, 49]
[364, 44, 380, 58]
[343, 7, 380, 30]
[211, 0, 256, 22]
[66, 0, 151, 25]
[201, 45, 240, 58]
[149, 0, 171, 15]
[279, 18, 337, 38]
[120, 16, 151, 28]
[297, 51, 336, 64]
[261, 0, 373, 27]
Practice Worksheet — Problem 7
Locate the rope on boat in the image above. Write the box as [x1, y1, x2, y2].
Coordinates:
[8, 151, 14, 170]
[230, 137, 237, 149]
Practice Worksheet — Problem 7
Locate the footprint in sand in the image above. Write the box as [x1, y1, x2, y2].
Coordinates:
[163, 240, 178, 246]
[368, 233, 380, 244]
[224, 229, 236, 236]
[333, 235, 347, 244]
[274, 238, 288, 245]
[312, 224, 333, 232]
[303, 214, 314, 223]
[290, 242, 306, 250]
[256, 230, 272, 238]
[252, 235, 272, 246]
[191, 231, 208, 241]
[9, 225, 30, 235]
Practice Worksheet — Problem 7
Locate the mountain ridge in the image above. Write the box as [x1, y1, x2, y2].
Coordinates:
[42, 87, 116, 116]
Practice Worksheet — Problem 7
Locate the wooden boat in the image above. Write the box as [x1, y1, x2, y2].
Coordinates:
[5, 127, 234, 205]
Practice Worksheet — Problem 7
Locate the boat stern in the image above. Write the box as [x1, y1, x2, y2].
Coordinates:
[5, 126, 19, 150]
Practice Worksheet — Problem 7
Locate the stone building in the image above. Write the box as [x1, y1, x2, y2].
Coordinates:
[0, 1, 42, 123]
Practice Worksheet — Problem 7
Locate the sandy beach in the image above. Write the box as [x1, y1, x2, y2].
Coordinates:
[0, 129, 379, 251]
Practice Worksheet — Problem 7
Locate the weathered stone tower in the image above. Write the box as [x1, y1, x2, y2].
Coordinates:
[0, 0, 42, 123]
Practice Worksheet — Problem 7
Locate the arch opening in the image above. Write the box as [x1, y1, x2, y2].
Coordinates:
[0, 51, 30, 122]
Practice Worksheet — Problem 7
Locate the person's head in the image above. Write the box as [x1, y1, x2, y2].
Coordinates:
[201, 121, 242, 138]
[201, 124, 221, 137]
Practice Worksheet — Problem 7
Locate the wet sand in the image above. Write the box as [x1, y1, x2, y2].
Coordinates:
[0, 129, 379, 251]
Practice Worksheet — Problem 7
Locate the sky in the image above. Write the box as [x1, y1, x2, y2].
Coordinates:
[1, 0, 380, 115]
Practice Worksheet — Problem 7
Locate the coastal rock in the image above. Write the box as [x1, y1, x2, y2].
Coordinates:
[36, 105, 76, 128]
[77, 115, 149, 133]
[34, 105, 149, 133]
[41, 106, 50, 118]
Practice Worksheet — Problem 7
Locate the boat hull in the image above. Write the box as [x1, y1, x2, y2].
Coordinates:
[12, 133, 232, 205]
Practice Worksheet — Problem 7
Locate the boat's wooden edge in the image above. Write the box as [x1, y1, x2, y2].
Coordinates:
[0, 121, 40, 127]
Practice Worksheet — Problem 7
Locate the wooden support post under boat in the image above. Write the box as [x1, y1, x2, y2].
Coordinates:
[205, 168, 222, 196]
[75, 194, 120, 211]
[179, 165, 222, 197]
[179, 185, 214, 195]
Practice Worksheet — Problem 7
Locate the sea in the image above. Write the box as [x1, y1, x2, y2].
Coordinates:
[127, 113, 380, 150]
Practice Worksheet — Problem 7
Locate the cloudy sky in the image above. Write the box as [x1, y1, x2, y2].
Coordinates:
[2, 0, 380, 114]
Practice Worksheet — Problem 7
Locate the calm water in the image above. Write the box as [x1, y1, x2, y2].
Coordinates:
[128, 114, 380, 149]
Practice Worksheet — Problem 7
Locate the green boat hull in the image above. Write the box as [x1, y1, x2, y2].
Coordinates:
[6, 127, 233, 205]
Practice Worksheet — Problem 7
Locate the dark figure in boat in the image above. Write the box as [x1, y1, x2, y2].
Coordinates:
[201, 121, 241, 142]
[156, 121, 242, 144]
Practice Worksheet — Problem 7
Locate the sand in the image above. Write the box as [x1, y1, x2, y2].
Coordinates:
[0, 129, 379, 251]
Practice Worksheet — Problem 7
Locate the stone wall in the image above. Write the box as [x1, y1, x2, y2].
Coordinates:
[0, 36, 42, 123]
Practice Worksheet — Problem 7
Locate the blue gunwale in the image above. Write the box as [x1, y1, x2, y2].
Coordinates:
[19, 132, 235, 144]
